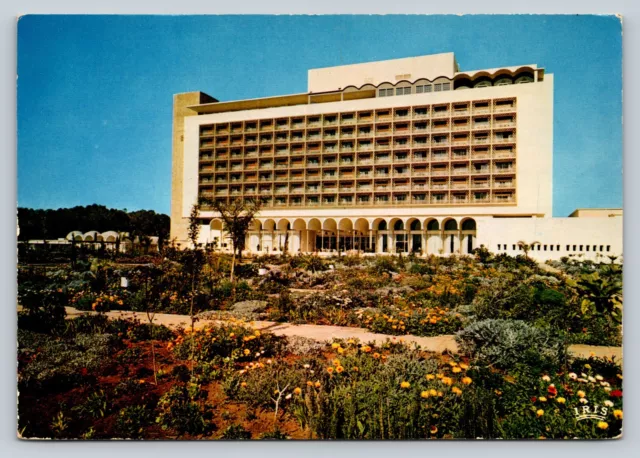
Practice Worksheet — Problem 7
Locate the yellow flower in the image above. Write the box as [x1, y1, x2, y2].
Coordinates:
[306, 381, 314, 387]
[337, 347, 345, 354]
[536, 409, 544, 417]
[556, 397, 566, 404]
[539, 396, 547, 403]
[333, 359, 341, 367]
[462, 377, 472, 385]
[429, 389, 437, 396]
[243, 349, 250, 356]
[597, 422, 608, 430]
[240, 382, 247, 388]
[584, 364, 592, 370]
[293, 387, 302, 395]
[459, 363, 469, 370]
[613, 410, 623, 420]
[426, 374, 435, 381]
[336, 366, 344, 373]
[452, 367, 462, 373]
[314, 381, 321, 388]
[400, 381, 411, 389]
[436, 373, 443, 379]
[452, 386, 463, 395]
[421, 391, 430, 399]
[441, 377, 453, 386]
[327, 367, 334, 374]
[254, 330, 261, 337]
[362, 345, 372, 353]
[577, 390, 586, 398]
[449, 361, 458, 367]
[331, 343, 340, 349]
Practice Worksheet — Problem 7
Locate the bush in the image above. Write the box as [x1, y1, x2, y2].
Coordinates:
[18, 287, 67, 333]
[455, 319, 566, 370]
[220, 424, 251, 440]
[116, 405, 153, 438]
[156, 384, 212, 435]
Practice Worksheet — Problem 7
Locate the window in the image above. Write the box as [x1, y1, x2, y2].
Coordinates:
[512, 244, 516, 250]
[566, 245, 570, 251]
[497, 244, 501, 250]
[606, 245, 611, 252]
[442, 82, 451, 91]
[378, 88, 393, 97]
[434, 83, 442, 92]
[579, 245, 583, 251]
[396, 87, 411, 95]
[550, 245, 553, 251]
[586, 246, 589, 251]
[544, 245, 547, 251]
[573, 245, 577, 251]
[600, 245, 604, 252]
[557, 245, 560, 251]
[593, 245, 597, 251]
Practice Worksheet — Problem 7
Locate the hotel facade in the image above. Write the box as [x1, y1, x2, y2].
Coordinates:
[171, 53, 622, 261]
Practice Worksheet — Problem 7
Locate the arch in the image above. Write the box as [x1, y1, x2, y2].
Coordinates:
[515, 72, 534, 84]
[372, 218, 388, 231]
[101, 231, 119, 243]
[277, 219, 291, 231]
[461, 218, 477, 231]
[387, 218, 403, 231]
[407, 218, 421, 231]
[307, 218, 322, 231]
[66, 231, 83, 241]
[338, 218, 354, 232]
[322, 218, 337, 233]
[210, 219, 223, 231]
[473, 77, 493, 88]
[443, 219, 458, 231]
[83, 231, 100, 242]
[292, 218, 306, 231]
[493, 76, 513, 86]
[426, 219, 439, 231]
[263, 219, 276, 231]
[251, 220, 262, 231]
[354, 218, 369, 233]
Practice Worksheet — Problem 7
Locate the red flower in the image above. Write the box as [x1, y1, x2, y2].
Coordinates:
[547, 386, 558, 397]
[79, 368, 88, 376]
[610, 390, 623, 398]
[531, 396, 537, 403]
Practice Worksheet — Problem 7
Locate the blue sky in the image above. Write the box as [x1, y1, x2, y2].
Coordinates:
[17, 15, 622, 217]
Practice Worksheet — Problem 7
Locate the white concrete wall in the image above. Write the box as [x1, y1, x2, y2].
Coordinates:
[476, 216, 623, 261]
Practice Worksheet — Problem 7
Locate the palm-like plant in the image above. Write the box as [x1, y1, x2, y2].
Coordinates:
[517, 240, 540, 260]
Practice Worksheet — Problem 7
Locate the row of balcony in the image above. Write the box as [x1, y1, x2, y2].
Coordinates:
[203, 122, 517, 140]
[202, 181, 515, 193]
[200, 195, 516, 206]
[200, 106, 517, 136]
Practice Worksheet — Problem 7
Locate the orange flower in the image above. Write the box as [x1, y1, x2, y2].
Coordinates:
[293, 387, 302, 395]
[327, 367, 334, 374]
[400, 381, 411, 389]
[336, 366, 344, 373]
[462, 377, 472, 385]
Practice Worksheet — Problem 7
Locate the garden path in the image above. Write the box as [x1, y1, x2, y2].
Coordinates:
[64, 307, 622, 363]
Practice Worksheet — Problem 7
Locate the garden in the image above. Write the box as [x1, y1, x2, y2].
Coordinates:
[17, 247, 623, 439]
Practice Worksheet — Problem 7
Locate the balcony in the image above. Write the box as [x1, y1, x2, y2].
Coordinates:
[494, 105, 516, 113]
[341, 118, 356, 125]
[413, 112, 429, 119]
[471, 181, 490, 188]
[452, 168, 470, 175]
[413, 171, 429, 177]
[307, 121, 321, 128]
[275, 188, 289, 194]
[431, 154, 449, 161]
[357, 132, 373, 138]
[473, 138, 489, 145]
[494, 196, 516, 203]
[357, 173, 372, 178]
[394, 185, 409, 191]
[275, 149, 290, 157]
[375, 158, 391, 164]
[276, 124, 289, 131]
[431, 184, 449, 190]
[431, 170, 450, 177]
[431, 198, 449, 204]
[494, 167, 515, 174]
[291, 123, 305, 130]
[290, 175, 304, 181]
[375, 173, 390, 178]
[493, 151, 515, 159]
[431, 125, 449, 133]
[358, 145, 373, 152]
[412, 185, 427, 191]
[451, 182, 469, 189]
[432, 141, 450, 147]
[307, 163, 320, 168]
[452, 197, 469, 204]
[494, 121, 516, 128]
[259, 164, 273, 170]
[472, 168, 491, 175]
[473, 123, 491, 130]
[358, 159, 373, 165]
[260, 190, 272, 195]
[376, 116, 392, 123]
[494, 137, 516, 144]
[432, 110, 450, 118]
[452, 110, 470, 117]
[357, 186, 373, 192]
[393, 171, 410, 178]
[472, 107, 491, 115]
[494, 181, 515, 188]
[472, 197, 490, 203]
[260, 125, 274, 132]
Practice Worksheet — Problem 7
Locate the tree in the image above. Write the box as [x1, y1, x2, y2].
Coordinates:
[516, 240, 540, 260]
[205, 198, 261, 283]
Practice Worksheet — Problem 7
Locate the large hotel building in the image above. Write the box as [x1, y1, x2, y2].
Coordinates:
[171, 53, 622, 261]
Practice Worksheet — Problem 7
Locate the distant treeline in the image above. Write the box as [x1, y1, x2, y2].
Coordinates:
[17, 204, 170, 243]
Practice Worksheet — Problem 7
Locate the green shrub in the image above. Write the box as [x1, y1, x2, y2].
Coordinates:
[220, 424, 251, 440]
[155, 384, 211, 435]
[456, 319, 566, 370]
[116, 405, 153, 438]
[73, 390, 109, 419]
